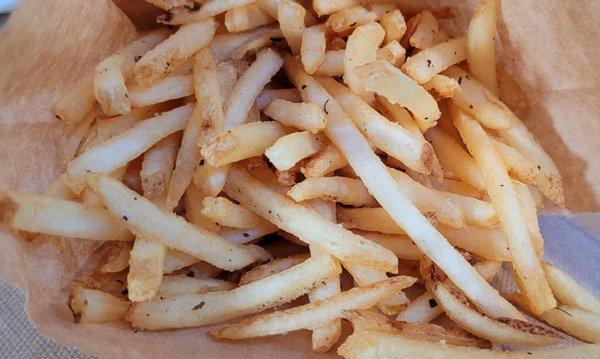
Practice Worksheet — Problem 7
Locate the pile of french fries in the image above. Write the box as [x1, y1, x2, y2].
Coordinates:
[4, 0, 600, 356]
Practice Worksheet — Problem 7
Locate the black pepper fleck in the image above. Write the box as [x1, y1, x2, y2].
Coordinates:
[243, 232, 250, 238]
[426, 59, 432, 67]
[323, 99, 330, 114]
[122, 215, 128, 221]
[193, 301, 205, 310]
[134, 55, 141, 62]
[301, 85, 307, 90]
[429, 298, 438, 308]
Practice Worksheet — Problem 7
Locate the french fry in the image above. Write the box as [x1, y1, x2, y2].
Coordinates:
[184, 182, 222, 233]
[224, 4, 275, 33]
[426, 127, 486, 191]
[423, 74, 461, 100]
[66, 104, 193, 193]
[128, 235, 167, 302]
[409, 11, 444, 49]
[402, 37, 468, 84]
[162, 250, 203, 274]
[265, 131, 326, 171]
[434, 178, 483, 199]
[338, 329, 600, 358]
[140, 134, 180, 199]
[134, 19, 217, 86]
[3, 191, 131, 241]
[326, 6, 378, 34]
[492, 137, 539, 184]
[543, 263, 600, 314]
[376, 96, 424, 137]
[229, 28, 284, 60]
[219, 221, 278, 244]
[380, 9, 406, 44]
[356, 231, 423, 260]
[256, 89, 301, 111]
[300, 144, 348, 178]
[99, 242, 132, 273]
[53, 73, 95, 126]
[94, 30, 169, 116]
[60, 111, 95, 165]
[277, 0, 306, 54]
[468, 0, 499, 95]
[239, 253, 310, 285]
[445, 66, 512, 129]
[452, 105, 555, 314]
[144, 0, 193, 10]
[514, 180, 543, 255]
[314, 50, 345, 77]
[377, 40, 406, 67]
[319, 78, 435, 175]
[202, 121, 289, 167]
[264, 100, 327, 133]
[344, 23, 385, 102]
[69, 286, 130, 323]
[201, 196, 267, 229]
[127, 253, 340, 329]
[224, 166, 398, 272]
[301, 24, 327, 74]
[167, 48, 223, 209]
[338, 207, 407, 235]
[157, 276, 236, 296]
[284, 56, 522, 320]
[436, 224, 511, 261]
[158, 0, 255, 26]
[42, 174, 77, 200]
[192, 161, 229, 199]
[86, 174, 269, 271]
[212, 276, 416, 339]
[288, 176, 378, 207]
[128, 75, 193, 108]
[312, 0, 359, 16]
[210, 25, 278, 61]
[355, 61, 440, 131]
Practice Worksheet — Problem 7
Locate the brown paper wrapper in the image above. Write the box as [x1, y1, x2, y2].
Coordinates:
[0, 0, 598, 357]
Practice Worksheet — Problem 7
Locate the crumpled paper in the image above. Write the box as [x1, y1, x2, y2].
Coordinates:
[0, 0, 598, 357]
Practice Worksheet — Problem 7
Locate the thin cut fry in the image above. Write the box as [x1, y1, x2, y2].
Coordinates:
[144, 0, 193, 10]
[301, 24, 327, 74]
[326, 6, 377, 34]
[312, 0, 359, 16]
[140, 134, 180, 199]
[344, 23, 385, 103]
[212, 276, 416, 339]
[543, 263, 600, 314]
[53, 73, 95, 126]
[380, 9, 406, 44]
[284, 56, 521, 319]
[128, 75, 193, 108]
[210, 25, 277, 61]
[468, 0, 499, 94]
[127, 253, 340, 329]
[86, 174, 269, 271]
[301, 144, 348, 178]
[314, 50, 345, 77]
[357, 231, 423, 260]
[256, 88, 301, 111]
[128, 235, 167, 302]
[409, 11, 443, 49]
[60, 111, 95, 165]
[288, 176, 378, 207]
[157, 276, 236, 296]
[224, 166, 398, 273]
[219, 221, 278, 244]
[158, 0, 255, 26]
[184, 182, 222, 233]
[492, 137, 539, 185]
[264, 100, 327, 133]
[99, 242, 132, 273]
[201, 196, 267, 229]
[355, 61, 440, 131]
[452, 105, 555, 314]
[514, 180, 543, 255]
[239, 253, 310, 285]
[402, 37, 468, 84]
[265, 131, 326, 171]
[423, 74, 461, 100]
[278, 0, 306, 54]
[377, 40, 406, 67]
[224, 4, 275, 33]
[69, 287, 130, 323]
[229, 28, 284, 60]
[66, 104, 193, 193]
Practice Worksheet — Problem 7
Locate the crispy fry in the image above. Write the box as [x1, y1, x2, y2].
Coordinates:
[264, 100, 327, 133]
[265, 131, 326, 171]
[409, 11, 444, 49]
[344, 23, 385, 103]
[468, 0, 499, 94]
[128, 75, 194, 108]
[380, 9, 406, 44]
[69, 286, 130, 323]
[314, 50, 345, 77]
[278, 0, 306, 54]
[288, 176, 377, 207]
[301, 24, 327, 74]
[543, 263, 600, 314]
[201, 196, 267, 229]
[158, 0, 255, 26]
[326, 6, 378, 34]
[239, 253, 310, 285]
[157, 276, 236, 296]
[256, 88, 302, 111]
[224, 4, 275, 33]
[377, 40, 406, 67]
[492, 137, 540, 184]
[423, 74, 461, 100]
[402, 37, 468, 84]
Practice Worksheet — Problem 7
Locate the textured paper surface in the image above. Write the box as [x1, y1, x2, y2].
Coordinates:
[0, 0, 598, 357]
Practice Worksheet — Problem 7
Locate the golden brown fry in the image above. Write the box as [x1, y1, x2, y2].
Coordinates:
[492, 137, 540, 185]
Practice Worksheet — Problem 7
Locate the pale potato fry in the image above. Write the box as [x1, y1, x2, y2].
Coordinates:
[224, 48, 284, 129]
[301, 24, 327, 74]
[326, 6, 378, 34]
[128, 235, 167, 302]
[3, 190, 131, 241]
[86, 174, 269, 271]
[319, 78, 435, 175]
[312, 0, 359, 16]
[157, 276, 236, 296]
[376, 96, 424, 137]
[543, 263, 600, 314]
[514, 180, 543, 255]
[140, 134, 180, 199]
[225, 3, 275, 33]
[66, 104, 193, 193]
[380, 9, 406, 44]
[344, 23, 385, 103]
[338, 330, 600, 358]
[409, 11, 442, 49]
[219, 221, 278, 244]
[192, 161, 229, 198]
[435, 178, 482, 199]
[202, 121, 289, 167]
[445, 66, 512, 129]
[128, 75, 194, 108]
[265, 131, 326, 171]
[42, 174, 77, 200]
[229, 28, 284, 60]
[69, 286, 130, 323]
[127, 253, 340, 329]
[491, 137, 539, 184]
[60, 111, 95, 165]
[212, 276, 416, 339]
[288, 176, 378, 207]
[423, 74, 461, 100]
[314, 50, 345, 77]
[162, 250, 203, 274]
[144, 0, 193, 10]
[436, 223, 511, 261]
[201, 196, 267, 229]
[338, 207, 406, 235]
[285, 55, 522, 320]
[300, 144, 348, 178]
[356, 231, 422, 260]
[158, 0, 255, 26]
[402, 37, 468, 84]
[264, 100, 327, 133]
[426, 127, 486, 191]
[256, 89, 301, 111]
[468, 0, 499, 94]
[134, 18, 217, 86]
[377, 40, 406, 67]
[239, 253, 310, 285]
[184, 182, 222, 233]
[99, 242, 132, 273]
[452, 105, 555, 314]
[210, 25, 278, 61]
[53, 73, 95, 125]
[355, 61, 440, 130]
[94, 30, 169, 116]
[167, 48, 222, 209]
[224, 166, 398, 272]
[278, 0, 306, 54]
